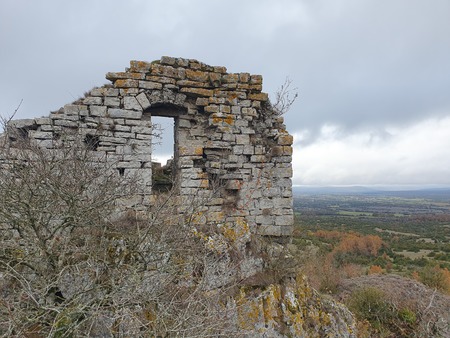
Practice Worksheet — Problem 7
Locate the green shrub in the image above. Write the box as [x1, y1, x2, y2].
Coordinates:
[347, 287, 394, 331]
[346, 287, 419, 337]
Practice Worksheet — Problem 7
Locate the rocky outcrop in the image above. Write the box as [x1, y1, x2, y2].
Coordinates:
[236, 275, 357, 337]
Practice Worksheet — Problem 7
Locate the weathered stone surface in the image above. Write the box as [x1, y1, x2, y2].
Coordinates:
[180, 87, 214, 97]
[108, 109, 142, 119]
[124, 96, 142, 111]
[104, 97, 120, 107]
[90, 105, 107, 117]
[114, 79, 139, 88]
[136, 92, 151, 110]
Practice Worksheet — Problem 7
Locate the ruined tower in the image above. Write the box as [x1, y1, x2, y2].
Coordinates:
[5, 56, 294, 237]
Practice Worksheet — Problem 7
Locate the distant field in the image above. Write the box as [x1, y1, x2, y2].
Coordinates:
[293, 189, 450, 270]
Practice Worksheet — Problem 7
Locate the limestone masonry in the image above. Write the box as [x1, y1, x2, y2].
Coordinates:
[5, 56, 294, 237]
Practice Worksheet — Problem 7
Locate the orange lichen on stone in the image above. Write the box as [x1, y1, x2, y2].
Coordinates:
[129, 60, 153, 72]
[248, 92, 269, 101]
[178, 145, 204, 156]
[221, 218, 250, 244]
[180, 87, 214, 97]
[114, 79, 139, 88]
[186, 69, 209, 82]
[277, 134, 293, 146]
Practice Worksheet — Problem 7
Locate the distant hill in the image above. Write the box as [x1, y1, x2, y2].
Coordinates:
[293, 185, 450, 199]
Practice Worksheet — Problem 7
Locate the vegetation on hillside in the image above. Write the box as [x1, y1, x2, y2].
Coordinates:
[293, 193, 450, 336]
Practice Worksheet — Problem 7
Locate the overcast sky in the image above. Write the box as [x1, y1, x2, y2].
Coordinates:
[1, 0, 450, 186]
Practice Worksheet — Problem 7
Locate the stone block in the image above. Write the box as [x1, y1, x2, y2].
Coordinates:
[220, 105, 231, 113]
[101, 136, 127, 144]
[114, 79, 139, 88]
[179, 145, 204, 156]
[124, 96, 142, 111]
[160, 56, 176, 65]
[249, 74, 263, 84]
[53, 120, 77, 127]
[222, 133, 236, 142]
[251, 155, 267, 163]
[248, 92, 269, 101]
[208, 72, 222, 86]
[180, 87, 213, 97]
[178, 119, 191, 128]
[233, 145, 244, 155]
[207, 211, 225, 223]
[104, 97, 120, 107]
[64, 104, 88, 116]
[83, 97, 103, 105]
[196, 98, 209, 106]
[223, 73, 239, 83]
[243, 145, 254, 155]
[231, 106, 241, 114]
[120, 88, 139, 96]
[213, 66, 227, 73]
[146, 75, 176, 84]
[240, 127, 255, 134]
[176, 80, 208, 88]
[186, 69, 209, 82]
[277, 134, 293, 145]
[275, 215, 294, 226]
[272, 167, 293, 178]
[236, 134, 250, 145]
[271, 146, 284, 157]
[90, 87, 119, 97]
[108, 109, 142, 120]
[136, 92, 151, 110]
[242, 107, 258, 117]
[129, 60, 152, 72]
[90, 105, 107, 117]
[151, 64, 185, 79]
[8, 119, 36, 129]
[135, 133, 151, 140]
[239, 100, 252, 108]
[138, 81, 163, 90]
[272, 197, 292, 209]
[114, 131, 133, 139]
[28, 131, 53, 139]
[239, 73, 250, 83]
[131, 126, 152, 134]
[35, 117, 51, 125]
[204, 105, 219, 113]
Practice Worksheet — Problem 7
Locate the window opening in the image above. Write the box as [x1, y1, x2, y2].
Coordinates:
[151, 116, 175, 192]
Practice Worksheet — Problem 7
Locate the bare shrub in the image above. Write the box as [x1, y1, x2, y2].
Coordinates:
[271, 77, 298, 116]
[0, 131, 243, 337]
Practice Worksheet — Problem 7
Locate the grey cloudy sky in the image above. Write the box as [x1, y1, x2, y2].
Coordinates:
[1, 0, 450, 186]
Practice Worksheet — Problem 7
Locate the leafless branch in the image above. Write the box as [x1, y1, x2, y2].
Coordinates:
[272, 77, 298, 115]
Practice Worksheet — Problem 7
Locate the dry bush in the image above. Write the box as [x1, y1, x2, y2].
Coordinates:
[0, 132, 244, 337]
[338, 274, 450, 337]
[367, 265, 383, 275]
[418, 265, 450, 294]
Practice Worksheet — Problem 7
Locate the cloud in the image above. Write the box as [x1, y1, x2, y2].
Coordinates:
[1, 0, 450, 185]
[293, 116, 450, 185]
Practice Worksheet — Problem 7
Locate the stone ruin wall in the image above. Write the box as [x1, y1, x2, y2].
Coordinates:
[3, 56, 294, 238]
